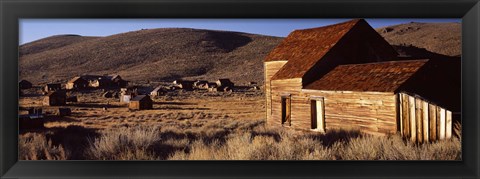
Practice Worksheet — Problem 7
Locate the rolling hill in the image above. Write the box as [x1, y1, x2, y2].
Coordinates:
[19, 28, 283, 85]
[376, 22, 461, 57]
[19, 22, 460, 85]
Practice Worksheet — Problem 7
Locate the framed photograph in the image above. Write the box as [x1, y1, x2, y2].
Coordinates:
[1, 0, 479, 178]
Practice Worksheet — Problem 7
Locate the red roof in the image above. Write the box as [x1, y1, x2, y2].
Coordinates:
[267, 19, 362, 80]
[304, 60, 429, 92]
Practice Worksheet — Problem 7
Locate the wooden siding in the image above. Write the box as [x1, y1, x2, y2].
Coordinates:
[264, 61, 288, 124]
[269, 78, 302, 127]
[270, 84, 398, 136]
[398, 93, 452, 143]
[302, 90, 397, 136]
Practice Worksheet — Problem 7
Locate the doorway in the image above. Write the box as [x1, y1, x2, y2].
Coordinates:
[281, 96, 291, 126]
[311, 98, 325, 132]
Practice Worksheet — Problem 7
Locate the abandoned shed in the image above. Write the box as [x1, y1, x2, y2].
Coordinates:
[66, 76, 89, 90]
[264, 19, 460, 143]
[216, 79, 234, 88]
[44, 83, 62, 93]
[105, 74, 128, 87]
[129, 95, 153, 110]
[194, 80, 209, 89]
[150, 86, 164, 97]
[19, 80, 33, 89]
[174, 80, 195, 90]
[43, 90, 66, 106]
[19, 108, 44, 129]
[81, 74, 127, 88]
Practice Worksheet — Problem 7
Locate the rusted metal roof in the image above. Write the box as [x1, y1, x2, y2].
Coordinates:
[267, 19, 362, 80]
[303, 60, 429, 92]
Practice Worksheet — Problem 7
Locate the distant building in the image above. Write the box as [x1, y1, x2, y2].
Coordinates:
[43, 90, 66, 106]
[19, 108, 44, 129]
[81, 74, 128, 88]
[193, 80, 209, 89]
[216, 79, 234, 88]
[120, 87, 138, 103]
[105, 74, 128, 88]
[66, 76, 89, 90]
[150, 86, 163, 97]
[19, 80, 33, 89]
[173, 80, 195, 91]
[128, 95, 153, 110]
[44, 83, 62, 93]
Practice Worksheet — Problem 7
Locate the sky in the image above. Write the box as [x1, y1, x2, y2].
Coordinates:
[19, 18, 461, 45]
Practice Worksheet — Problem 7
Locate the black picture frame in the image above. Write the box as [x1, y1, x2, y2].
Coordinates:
[1, 0, 479, 178]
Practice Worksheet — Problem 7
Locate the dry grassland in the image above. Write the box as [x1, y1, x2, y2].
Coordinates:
[19, 87, 461, 160]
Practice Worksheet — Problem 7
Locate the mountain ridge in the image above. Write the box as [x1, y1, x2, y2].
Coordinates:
[20, 22, 460, 85]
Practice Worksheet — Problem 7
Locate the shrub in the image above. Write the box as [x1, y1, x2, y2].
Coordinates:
[86, 126, 160, 160]
[19, 133, 67, 160]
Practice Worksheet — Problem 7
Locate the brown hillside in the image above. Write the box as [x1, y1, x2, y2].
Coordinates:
[19, 28, 283, 84]
[376, 22, 461, 57]
[20, 23, 460, 85]
[20, 35, 99, 56]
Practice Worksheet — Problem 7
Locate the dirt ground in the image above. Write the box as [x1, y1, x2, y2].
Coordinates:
[19, 86, 265, 131]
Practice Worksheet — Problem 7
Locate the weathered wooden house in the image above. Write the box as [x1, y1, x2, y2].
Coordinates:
[43, 90, 66, 106]
[264, 19, 460, 142]
[173, 80, 195, 91]
[216, 79, 234, 88]
[106, 74, 128, 87]
[44, 83, 62, 93]
[90, 78, 110, 88]
[19, 80, 33, 89]
[81, 74, 127, 88]
[129, 95, 153, 110]
[150, 86, 164, 97]
[194, 80, 209, 89]
[120, 87, 138, 103]
[19, 108, 44, 129]
[66, 76, 89, 90]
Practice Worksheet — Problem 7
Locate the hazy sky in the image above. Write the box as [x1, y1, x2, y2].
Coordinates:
[19, 18, 461, 44]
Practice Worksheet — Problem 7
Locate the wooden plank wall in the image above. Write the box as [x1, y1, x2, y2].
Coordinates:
[264, 61, 288, 124]
[301, 90, 397, 136]
[270, 78, 303, 127]
[399, 93, 452, 143]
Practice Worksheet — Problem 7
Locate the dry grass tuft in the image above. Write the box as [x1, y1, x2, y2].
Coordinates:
[19, 133, 68, 160]
[21, 118, 461, 160]
[86, 126, 160, 160]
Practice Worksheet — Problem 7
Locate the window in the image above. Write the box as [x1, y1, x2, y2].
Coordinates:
[281, 96, 291, 126]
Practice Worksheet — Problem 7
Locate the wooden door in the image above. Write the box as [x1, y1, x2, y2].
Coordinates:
[311, 98, 325, 132]
[281, 96, 291, 126]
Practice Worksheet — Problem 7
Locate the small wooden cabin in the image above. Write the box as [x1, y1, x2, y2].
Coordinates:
[216, 79, 234, 88]
[175, 80, 195, 91]
[44, 83, 62, 93]
[194, 80, 209, 89]
[119, 86, 138, 103]
[150, 86, 163, 97]
[43, 90, 66, 106]
[107, 74, 128, 87]
[264, 19, 460, 142]
[129, 95, 153, 110]
[19, 108, 44, 129]
[81, 74, 127, 88]
[66, 76, 89, 90]
[19, 80, 33, 89]
[90, 78, 110, 88]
